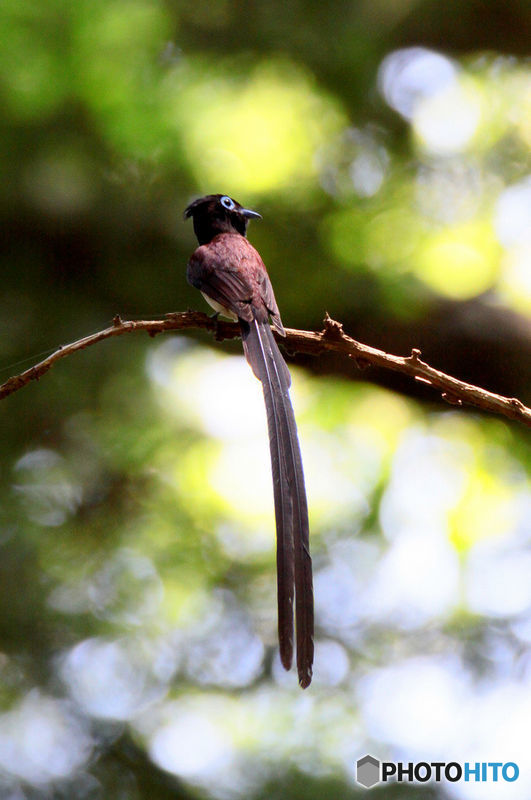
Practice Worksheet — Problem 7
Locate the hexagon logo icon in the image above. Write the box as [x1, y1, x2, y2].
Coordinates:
[356, 754, 380, 788]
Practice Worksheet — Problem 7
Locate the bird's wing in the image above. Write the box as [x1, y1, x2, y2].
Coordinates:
[187, 235, 286, 334]
[256, 268, 286, 336]
[187, 238, 255, 323]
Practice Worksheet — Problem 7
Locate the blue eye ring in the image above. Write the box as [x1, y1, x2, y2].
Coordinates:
[220, 195, 235, 210]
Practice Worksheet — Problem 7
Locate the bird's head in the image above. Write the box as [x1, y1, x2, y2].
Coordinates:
[184, 194, 261, 245]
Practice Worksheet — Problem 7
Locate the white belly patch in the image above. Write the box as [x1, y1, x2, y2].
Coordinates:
[201, 292, 238, 321]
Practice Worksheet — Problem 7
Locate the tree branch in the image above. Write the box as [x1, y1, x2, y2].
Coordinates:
[1, 312, 529, 426]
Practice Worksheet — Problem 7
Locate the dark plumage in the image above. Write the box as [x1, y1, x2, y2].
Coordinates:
[185, 194, 314, 688]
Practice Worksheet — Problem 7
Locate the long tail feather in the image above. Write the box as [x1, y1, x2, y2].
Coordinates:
[241, 319, 314, 687]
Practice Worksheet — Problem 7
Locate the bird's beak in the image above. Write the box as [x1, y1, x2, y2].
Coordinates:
[241, 207, 262, 220]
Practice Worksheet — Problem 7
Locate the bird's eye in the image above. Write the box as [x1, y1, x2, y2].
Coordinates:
[220, 195, 235, 210]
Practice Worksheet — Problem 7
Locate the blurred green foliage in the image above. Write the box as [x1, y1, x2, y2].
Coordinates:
[0, 1, 530, 798]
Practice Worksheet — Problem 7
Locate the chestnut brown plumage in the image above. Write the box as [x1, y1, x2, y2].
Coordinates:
[184, 194, 314, 688]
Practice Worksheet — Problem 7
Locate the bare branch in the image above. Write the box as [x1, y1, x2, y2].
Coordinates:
[1, 311, 529, 427]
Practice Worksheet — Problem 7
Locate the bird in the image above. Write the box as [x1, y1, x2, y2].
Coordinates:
[184, 194, 314, 688]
